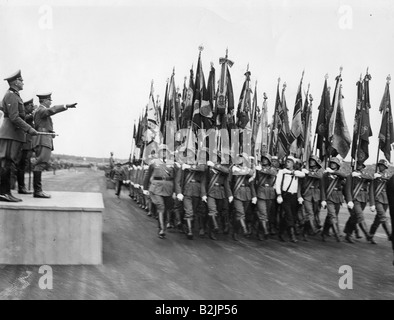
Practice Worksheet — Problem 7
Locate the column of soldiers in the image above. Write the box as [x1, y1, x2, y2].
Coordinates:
[0, 70, 76, 202]
[125, 143, 392, 244]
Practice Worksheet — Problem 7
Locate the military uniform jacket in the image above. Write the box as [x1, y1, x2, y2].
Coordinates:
[143, 159, 175, 197]
[33, 104, 67, 150]
[175, 164, 207, 197]
[136, 166, 143, 186]
[369, 172, 391, 205]
[345, 172, 373, 203]
[255, 166, 277, 200]
[201, 164, 232, 200]
[113, 166, 126, 181]
[22, 112, 34, 150]
[230, 165, 256, 201]
[0, 88, 32, 142]
[321, 171, 347, 203]
[301, 168, 324, 201]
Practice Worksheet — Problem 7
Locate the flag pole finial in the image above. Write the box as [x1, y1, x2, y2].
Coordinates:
[339, 66, 343, 75]
[325, 73, 329, 80]
[309, 94, 313, 103]
[283, 82, 287, 90]
[301, 69, 305, 81]
[263, 92, 267, 100]
[278, 77, 281, 84]
[198, 44, 204, 53]
[387, 74, 391, 84]
[210, 61, 214, 68]
[366, 67, 369, 75]
[226, 47, 228, 58]
[172, 67, 175, 76]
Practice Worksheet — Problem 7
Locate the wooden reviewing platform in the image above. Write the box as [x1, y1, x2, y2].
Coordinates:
[0, 191, 104, 265]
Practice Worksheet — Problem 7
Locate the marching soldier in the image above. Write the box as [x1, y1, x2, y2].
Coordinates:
[109, 152, 115, 179]
[343, 161, 374, 244]
[202, 150, 232, 240]
[143, 145, 176, 239]
[0, 70, 38, 202]
[230, 153, 256, 241]
[175, 148, 206, 240]
[299, 155, 324, 240]
[275, 156, 305, 243]
[32, 93, 77, 198]
[16, 98, 36, 194]
[255, 154, 277, 241]
[369, 159, 392, 244]
[320, 157, 347, 242]
[268, 155, 280, 235]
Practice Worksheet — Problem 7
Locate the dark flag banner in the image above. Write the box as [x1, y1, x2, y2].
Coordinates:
[328, 71, 351, 159]
[278, 82, 291, 159]
[351, 73, 373, 164]
[192, 46, 207, 130]
[379, 76, 394, 162]
[315, 76, 332, 161]
[289, 72, 304, 157]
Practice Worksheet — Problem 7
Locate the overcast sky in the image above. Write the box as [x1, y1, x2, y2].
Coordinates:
[0, 0, 393, 163]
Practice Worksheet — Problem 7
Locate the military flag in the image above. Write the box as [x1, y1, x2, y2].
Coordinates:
[315, 76, 332, 161]
[351, 73, 373, 165]
[378, 75, 394, 162]
[289, 71, 304, 157]
[192, 46, 207, 130]
[328, 69, 351, 159]
[277, 82, 291, 158]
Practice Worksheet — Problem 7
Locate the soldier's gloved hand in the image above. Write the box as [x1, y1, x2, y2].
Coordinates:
[144, 165, 149, 170]
[352, 171, 361, 177]
[207, 161, 215, 167]
[302, 168, 309, 175]
[143, 190, 149, 196]
[282, 169, 291, 174]
[370, 205, 376, 212]
[139, 185, 143, 189]
[321, 201, 327, 209]
[298, 197, 304, 205]
[325, 168, 334, 174]
[251, 197, 257, 205]
[374, 173, 382, 179]
[256, 165, 262, 171]
[27, 127, 38, 136]
[228, 196, 234, 203]
[277, 195, 283, 204]
[134, 183, 140, 188]
[232, 166, 241, 172]
[123, 180, 126, 184]
[294, 170, 305, 178]
[202, 196, 208, 203]
[182, 164, 191, 170]
[66, 103, 77, 108]
[177, 194, 184, 201]
[347, 201, 354, 210]
[172, 193, 176, 200]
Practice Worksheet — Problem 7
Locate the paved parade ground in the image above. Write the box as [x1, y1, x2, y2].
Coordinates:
[0, 168, 393, 300]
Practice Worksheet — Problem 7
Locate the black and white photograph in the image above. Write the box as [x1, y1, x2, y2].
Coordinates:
[0, 0, 393, 303]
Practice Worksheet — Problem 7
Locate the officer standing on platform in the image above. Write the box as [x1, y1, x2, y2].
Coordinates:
[202, 150, 232, 240]
[255, 154, 277, 241]
[230, 153, 256, 241]
[16, 98, 36, 194]
[275, 156, 305, 243]
[369, 159, 392, 244]
[0, 70, 38, 202]
[143, 144, 175, 239]
[32, 93, 77, 198]
[320, 157, 347, 242]
[343, 161, 374, 244]
[299, 155, 324, 240]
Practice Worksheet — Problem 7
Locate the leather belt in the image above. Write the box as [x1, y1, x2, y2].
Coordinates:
[214, 183, 223, 186]
[153, 177, 173, 181]
[310, 186, 319, 189]
[37, 128, 53, 133]
[190, 179, 200, 183]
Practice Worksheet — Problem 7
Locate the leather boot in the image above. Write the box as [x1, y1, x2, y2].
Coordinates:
[222, 214, 230, 235]
[289, 227, 298, 243]
[354, 225, 363, 239]
[0, 168, 22, 202]
[17, 171, 32, 194]
[381, 221, 392, 241]
[33, 171, 51, 198]
[321, 222, 330, 242]
[199, 215, 206, 237]
[186, 218, 193, 240]
[369, 222, 379, 245]
[240, 218, 248, 236]
[232, 220, 240, 241]
[302, 222, 309, 242]
[208, 216, 217, 240]
[358, 221, 373, 243]
[331, 223, 341, 242]
[278, 221, 286, 242]
[158, 211, 166, 239]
